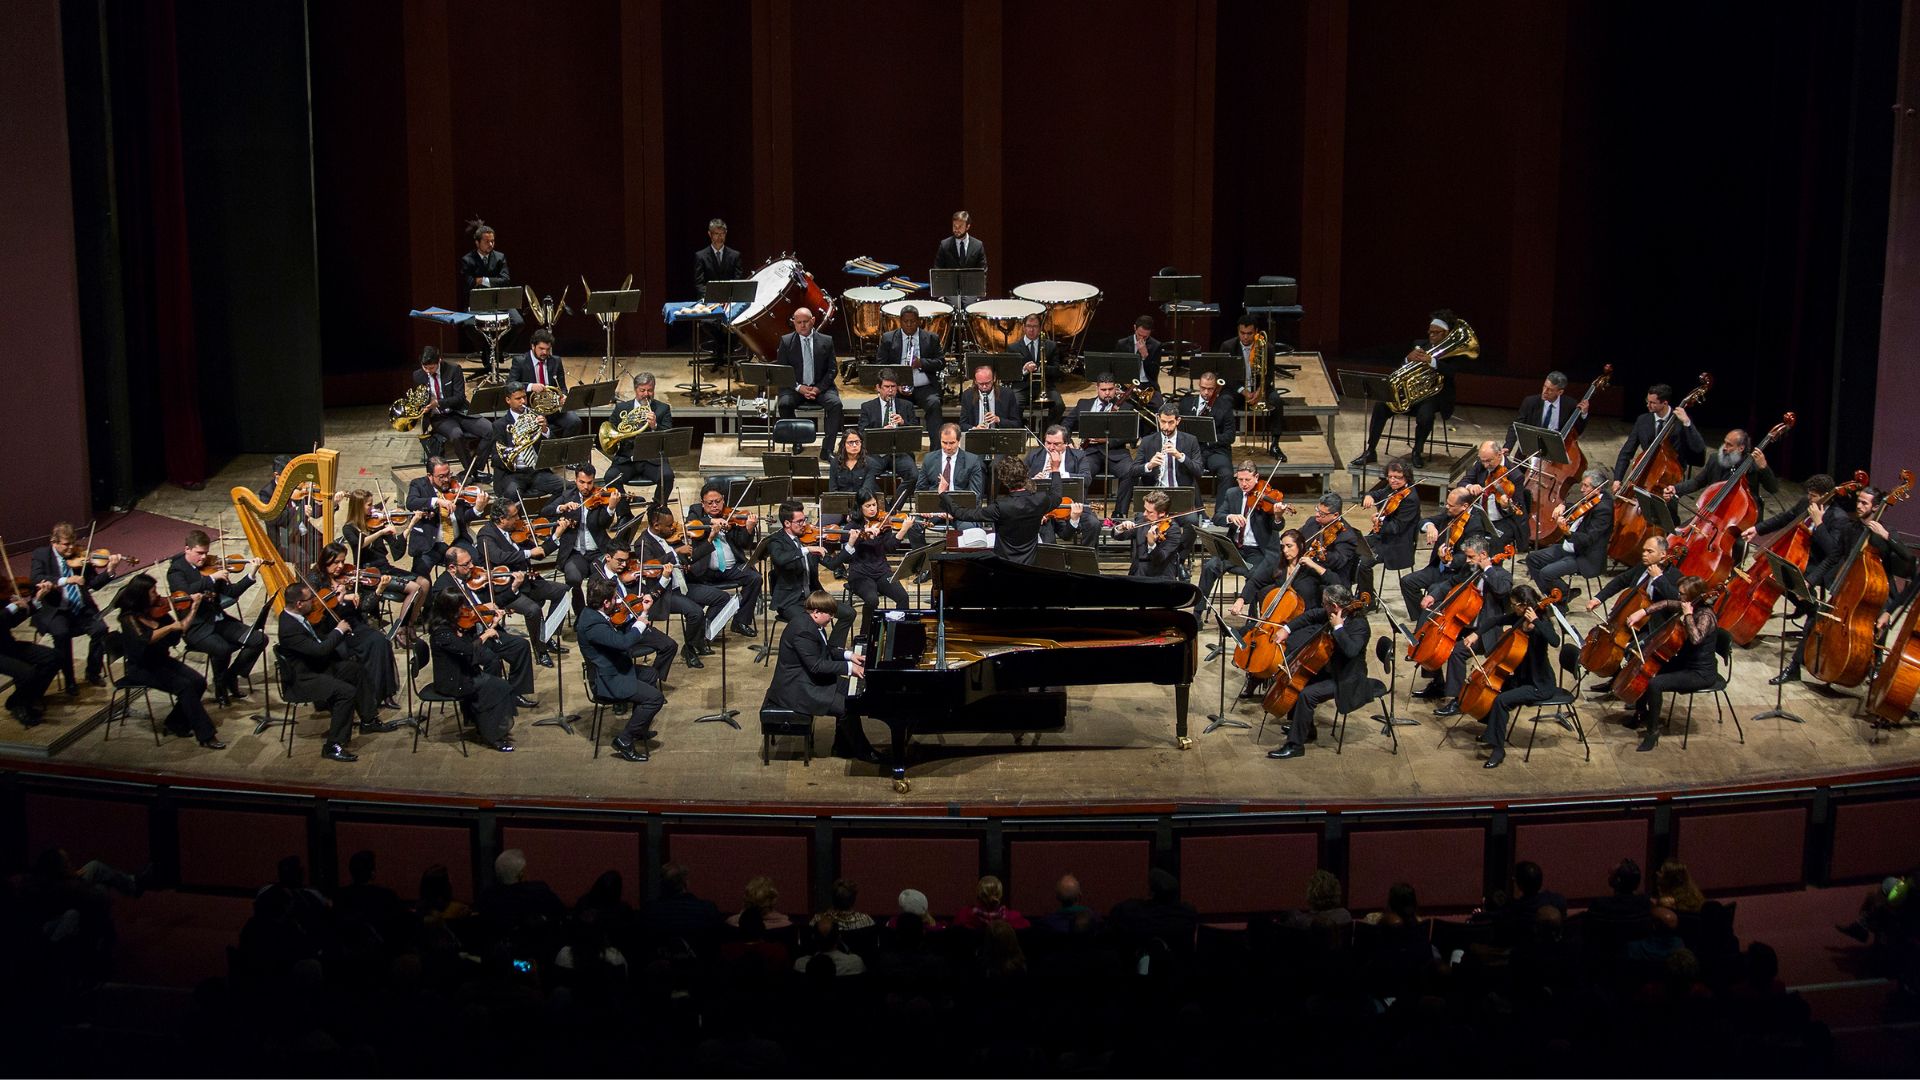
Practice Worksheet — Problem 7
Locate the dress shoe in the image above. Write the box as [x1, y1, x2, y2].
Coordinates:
[1434, 699, 1461, 717]
[322, 743, 357, 762]
[1769, 669, 1801, 686]
[1412, 681, 1445, 700]
[514, 695, 540, 709]
[1563, 587, 1582, 602]
[491, 739, 515, 753]
[609, 737, 649, 763]
[695, 643, 716, 657]
[9, 705, 40, 728]
[1483, 748, 1506, 769]
[546, 641, 569, 655]
[1238, 678, 1263, 701]
[1410, 452, 1426, 469]
[380, 697, 400, 710]
[1267, 744, 1305, 759]
[213, 691, 232, 709]
[734, 622, 757, 637]
[66, 683, 82, 698]
[361, 719, 402, 734]
[200, 737, 229, 750]
[1636, 728, 1660, 752]
[913, 571, 931, 585]
[1349, 450, 1377, 467]
[86, 672, 108, 688]
[1586, 681, 1616, 694]
[1275, 449, 1289, 463]
[227, 686, 251, 700]
[684, 653, 705, 669]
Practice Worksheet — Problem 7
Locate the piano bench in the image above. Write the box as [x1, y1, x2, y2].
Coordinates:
[758, 707, 815, 766]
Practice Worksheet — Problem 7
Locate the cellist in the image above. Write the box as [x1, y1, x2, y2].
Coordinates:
[1420, 537, 1516, 712]
[1472, 583, 1561, 770]
[1265, 584, 1371, 761]
[1583, 535, 1680, 694]
[1619, 576, 1718, 752]
[1354, 457, 1422, 600]
[1524, 468, 1614, 603]
[1401, 487, 1490, 629]
[1612, 383, 1706, 493]
[1230, 528, 1320, 700]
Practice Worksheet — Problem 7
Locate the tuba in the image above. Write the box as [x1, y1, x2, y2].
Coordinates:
[1248, 330, 1272, 414]
[528, 386, 566, 415]
[389, 385, 432, 432]
[506, 411, 546, 470]
[1385, 319, 1478, 414]
[596, 400, 655, 456]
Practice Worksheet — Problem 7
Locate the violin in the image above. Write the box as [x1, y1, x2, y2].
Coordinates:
[1476, 455, 1523, 514]
[607, 592, 654, 626]
[1559, 485, 1607, 528]
[1805, 470, 1915, 687]
[1526, 365, 1612, 545]
[1407, 544, 1516, 672]
[507, 516, 560, 545]
[682, 508, 755, 541]
[581, 485, 623, 510]
[1305, 519, 1346, 561]
[215, 554, 255, 575]
[451, 484, 487, 507]
[305, 586, 354, 625]
[796, 523, 854, 547]
[1245, 480, 1291, 516]
[65, 549, 141, 572]
[1719, 471, 1869, 647]
[1232, 571, 1309, 682]
[1671, 413, 1795, 589]
[454, 602, 503, 630]
[1608, 373, 1712, 563]
[1370, 485, 1413, 533]
[1459, 589, 1561, 720]
[1612, 584, 1727, 704]
[1260, 592, 1373, 719]
[1435, 509, 1472, 562]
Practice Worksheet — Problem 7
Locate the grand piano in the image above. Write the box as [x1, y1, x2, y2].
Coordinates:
[846, 551, 1199, 791]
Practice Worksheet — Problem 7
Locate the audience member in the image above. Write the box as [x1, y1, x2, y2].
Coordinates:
[725, 875, 793, 933]
[952, 875, 1030, 931]
[638, 861, 724, 958]
[1654, 858, 1706, 914]
[1036, 873, 1100, 934]
[793, 915, 867, 976]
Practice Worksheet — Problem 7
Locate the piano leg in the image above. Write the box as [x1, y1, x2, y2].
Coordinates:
[1176, 683, 1193, 750]
[889, 721, 912, 793]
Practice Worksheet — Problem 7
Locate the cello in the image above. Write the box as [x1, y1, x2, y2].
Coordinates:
[1670, 414, 1795, 589]
[1612, 582, 1726, 705]
[1608, 374, 1712, 564]
[1866, 584, 1920, 726]
[1459, 588, 1561, 720]
[1806, 470, 1915, 687]
[1526, 365, 1612, 545]
[1407, 544, 1516, 672]
[1716, 470, 1867, 646]
[1578, 551, 1678, 676]
[1260, 591, 1372, 719]
[1232, 566, 1311, 682]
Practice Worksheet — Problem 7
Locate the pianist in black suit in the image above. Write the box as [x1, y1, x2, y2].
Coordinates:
[1007, 314, 1065, 424]
[1115, 491, 1190, 580]
[775, 307, 842, 459]
[1119, 316, 1167, 389]
[935, 211, 987, 271]
[874, 306, 945, 433]
[769, 500, 853, 646]
[692, 218, 744, 292]
[939, 457, 1061, 567]
[857, 372, 921, 495]
[1268, 584, 1372, 760]
[509, 329, 583, 438]
[765, 589, 876, 761]
[413, 348, 495, 470]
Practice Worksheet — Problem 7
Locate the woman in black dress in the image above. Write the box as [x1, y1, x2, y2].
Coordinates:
[839, 493, 920, 620]
[828, 429, 881, 502]
[1622, 575, 1719, 752]
[109, 573, 226, 749]
[312, 541, 401, 710]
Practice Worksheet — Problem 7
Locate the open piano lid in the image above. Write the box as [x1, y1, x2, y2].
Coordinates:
[931, 551, 1198, 610]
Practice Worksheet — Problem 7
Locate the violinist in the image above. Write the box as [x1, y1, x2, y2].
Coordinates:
[279, 581, 383, 762]
[1114, 491, 1189, 581]
[430, 546, 539, 710]
[1304, 494, 1359, 589]
[1504, 371, 1589, 453]
[769, 500, 853, 646]
[1622, 576, 1717, 751]
[840, 494, 919, 618]
[477, 503, 571, 667]
[552, 465, 628, 590]
[686, 483, 761, 638]
[1423, 537, 1515, 713]
[1460, 440, 1530, 554]
[602, 372, 674, 507]
[509, 329, 583, 438]
[1, 578, 59, 727]
[1524, 468, 1614, 602]
[340, 491, 427, 610]
[312, 542, 403, 712]
[1195, 463, 1283, 618]
[828, 429, 884, 503]
[166, 531, 267, 708]
[1472, 583, 1562, 769]
[32, 522, 124, 693]
[1120, 405, 1200, 517]
[490, 383, 564, 503]
[1664, 428, 1778, 522]
[592, 545, 679, 678]
[1266, 584, 1371, 761]
[937, 456, 1063, 567]
[1355, 458, 1421, 598]
[108, 574, 224, 748]
[638, 505, 733, 670]
[405, 456, 486, 571]
[858, 372, 921, 493]
[426, 590, 519, 753]
[1612, 384, 1706, 491]
[1401, 488, 1489, 626]
[414, 346, 495, 472]
[1350, 309, 1464, 469]
[1042, 497, 1103, 550]
[577, 577, 668, 764]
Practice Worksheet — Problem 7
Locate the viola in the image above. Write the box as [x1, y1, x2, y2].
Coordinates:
[1305, 518, 1346, 561]
[1525, 365, 1611, 544]
[453, 484, 487, 507]
[1612, 585, 1726, 704]
[797, 524, 854, 547]
[508, 516, 560, 545]
[1232, 572, 1309, 681]
[1671, 413, 1795, 589]
[1459, 589, 1561, 720]
[1260, 592, 1372, 719]
[1608, 373, 1712, 563]
[581, 485, 623, 510]
[1434, 509, 1473, 562]
[1245, 480, 1290, 516]
[454, 602, 502, 630]
[1407, 544, 1516, 672]
[1806, 470, 1915, 687]
[682, 508, 754, 541]
[1719, 471, 1869, 646]
[306, 586, 353, 625]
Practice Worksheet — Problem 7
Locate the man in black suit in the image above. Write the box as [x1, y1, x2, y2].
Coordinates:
[1583, 534, 1681, 617]
[1427, 537, 1516, 715]
[413, 347, 495, 471]
[1504, 370, 1589, 453]
[33, 523, 122, 693]
[1024, 425, 1094, 488]
[940, 457, 1061, 567]
[692, 218, 744, 292]
[1351, 308, 1465, 470]
[1007, 313, 1064, 425]
[1, 581, 59, 727]
[491, 383, 566, 504]
[917, 423, 987, 500]
[686, 483, 760, 637]
[551, 465, 632, 590]
[602, 371, 674, 507]
[768, 500, 852, 645]
[1613, 382, 1707, 488]
[278, 581, 377, 763]
[1217, 314, 1287, 418]
[958, 365, 1021, 432]
[433, 546, 540, 709]
[1122, 405, 1200, 517]
[765, 589, 874, 761]
[637, 505, 733, 669]
[1302, 493, 1360, 590]
[404, 456, 486, 572]
[1180, 372, 1238, 486]
[578, 577, 668, 763]
[1665, 427, 1779, 522]
[1066, 373, 1139, 485]
[1117, 490, 1190, 580]
[1458, 440, 1530, 555]
[935, 210, 987, 271]
[1194, 463, 1281, 616]
[874, 305, 944, 433]
[1355, 458, 1422, 599]
[457, 221, 512, 304]
[508, 329, 583, 438]
[1401, 488, 1490, 626]
[1525, 468, 1614, 602]
[476, 503, 571, 665]
[167, 531, 267, 705]
[1118, 316, 1166, 389]
[1267, 584, 1372, 760]
[589, 546, 680, 682]
[775, 307, 842, 459]
[857, 372, 921, 495]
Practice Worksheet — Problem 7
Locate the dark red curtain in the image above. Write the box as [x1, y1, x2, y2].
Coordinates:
[142, 0, 207, 486]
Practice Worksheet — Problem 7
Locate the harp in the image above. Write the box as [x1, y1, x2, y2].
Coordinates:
[230, 448, 340, 610]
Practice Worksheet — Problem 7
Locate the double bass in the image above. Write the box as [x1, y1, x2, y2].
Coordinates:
[1612, 584, 1726, 705]
[1866, 582, 1920, 727]
[1716, 470, 1867, 646]
[1459, 589, 1562, 720]
[1670, 413, 1795, 589]
[1261, 592, 1372, 719]
[1608, 374, 1712, 564]
[1407, 545, 1516, 672]
[1806, 470, 1915, 687]
[1526, 365, 1612, 545]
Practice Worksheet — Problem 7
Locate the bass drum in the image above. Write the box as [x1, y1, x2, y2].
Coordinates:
[842, 286, 900, 341]
[1011, 280, 1102, 339]
[728, 257, 836, 358]
[966, 299, 1046, 352]
[880, 298, 953, 346]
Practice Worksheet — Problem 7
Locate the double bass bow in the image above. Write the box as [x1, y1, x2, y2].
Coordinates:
[1716, 470, 1867, 646]
[1526, 365, 1612, 545]
[1260, 591, 1372, 719]
[1806, 470, 1915, 687]
[1607, 374, 1712, 564]
[1459, 588, 1562, 721]
[1670, 413, 1795, 589]
[1408, 544, 1517, 672]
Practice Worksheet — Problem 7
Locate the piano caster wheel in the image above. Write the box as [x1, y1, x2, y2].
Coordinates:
[1177, 736, 1194, 750]
[892, 777, 912, 794]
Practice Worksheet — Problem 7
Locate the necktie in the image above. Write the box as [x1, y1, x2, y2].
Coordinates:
[713, 531, 731, 572]
[1545, 401, 1557, 430]
[906, 335, 917, 364]
[61, 550, 83, 609]
[882, 401, 891, 427]
[943, 455, 954, 488]
[1162, 441, 1174, 486]
[979, 393, 988, 426]
[536, 357, 546, 385]
[802, 335, 815, 384]
[431, 373, 442, 400]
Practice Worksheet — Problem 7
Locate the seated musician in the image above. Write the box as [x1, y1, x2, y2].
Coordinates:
[405, 456, 486, 572]
[1066, 373, 1138, 485]
[1459, 440, 1530, 555]
[938, 456, 1063, 568]
[477, 504, 571, 666]
[874, 305, 945, 435]
[1505, 371, 1588, 453]
[857, 372, 921, 495]
[1121, 405, 1200, 518]
[1472, 583, 1561, 770]
[578, 577, 668, 764]
[491, 383, 565, 503]
[1612, 383, 1706, 493]
[1584, 535, 1679, 693]
[1355, 458, 1421, 600]
[1194, 463, 1281, 619]
[1621, 576, 1717, 752]
[1026, 425, 1095, 490]
[686, 483, 761, 638]
[1219, 314, 1286, 450]
[509, 329, 583, 438]
[1418, 536, 1514, 711]
[1008, 313, 1065, 425]
[1302, 494, 1360, 590]
[1401, 488, 1489, 626]
[1350, 309, 1464, 469]
[1266, 583, 1371, 761]
[312, 542, 402, 713]
[602, 372, 674, 508]
[638, 505, 733, 670]
[590, 544, 680, 682]
[1113, 490, 1189, 581]
[1773, 485, 1918, 683]
[775, 307, 843, 461]
[426, 590, 521, 753]
[552, 466, 633, 591]
[917, 423, 987, 501]
[1231, 528, 1320, 700]
[414, 347, 495, 473]
[341, 490, 429, 615]
[839, 494, 922, 621]
[280, 581, 387, 763]
[959, 365, 1022, 433]
[33, 522, 124, 693]
[430, 546, 539, 710]
[1, 579, 59, 727]
[1117, 316, 1166, 390]
[109, 575, 224, 748]
[1741, 472, 1834, 551]
[256, 457, 329, 572]
[167, 531, 267, 707]
[1663, 428, 1779, 521]
[769, 500, 853, 647]
[828, 429, 883, 503]
[767, 589, 876, 762]
[1180, 372, 1238, 487]
[1525, 468, 1614, 602]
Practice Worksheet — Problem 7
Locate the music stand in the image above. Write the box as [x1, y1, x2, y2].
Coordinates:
[1190, 527, 1248, 672]
[1082, 353, 1147, 388]
[624, 427, 694, 508]
[469, 286, 523, 384]
[1632, 489, 1679, 535]
[895, 540, 943, 605]
[916, 490, 975, 513]
[965, 427, 1031, 499]
[585, 287, 642, 386]
[931, 268, 987, 351]
[701, 279, 759, 404]
[1178, 416, 1218, 452]
[536, 434, 596, 474]
[1032, 544, 1100, 575]
[531, 593, 579, 735]
[1368, 599, 1417, 741]
[1148, 274, 1205, 392]
[1243, 283, 1305, 357]
[564, 380, 618, 427]
[728, 476, 790, 509]
[1755, 550, 1812, 726]
[1337, 369, 1398, 483]
[747, 530, 788, 664]
[819, 492, 859, 518]
[737, 363, 796, 448]
[860, 426, 923, 459]
[858, 364, 913, 390]
[469, 383, 510, 417]
[1138, 487, 1196, 514]
[1510, 423, 1571, 468]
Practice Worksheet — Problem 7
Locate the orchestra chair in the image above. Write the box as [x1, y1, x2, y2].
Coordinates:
[1518, 642, 1592, 763]
[758, 706, 815, 765]
[1333, 639, 1394, 755]
[101, 631, 173, 747]
[772, 418, 817, 456]
[269, 644, 328, 759]
[580, 639, 664, 759]
[1660, 628, 1743, 751]
[409, 661, 474, 757]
